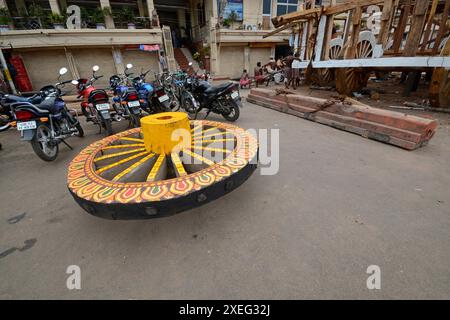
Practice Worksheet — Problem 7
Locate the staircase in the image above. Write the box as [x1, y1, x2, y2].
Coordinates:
[174, 48, 190, 70]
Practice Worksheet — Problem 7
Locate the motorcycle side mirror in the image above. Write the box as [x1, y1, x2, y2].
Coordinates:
[71, 80, 79, 85]
[188, 62, 193, 67]
[92, 65, 100, 72]
[126, 63, 133, 69]
[59, 67, 68, 76]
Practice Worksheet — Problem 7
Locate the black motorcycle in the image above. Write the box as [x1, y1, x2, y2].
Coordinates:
[185, 66, 242, 121]
[4, 67, 83, 161]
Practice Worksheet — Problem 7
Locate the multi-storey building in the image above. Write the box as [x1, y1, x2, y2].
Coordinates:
[0, 0, 328, 92]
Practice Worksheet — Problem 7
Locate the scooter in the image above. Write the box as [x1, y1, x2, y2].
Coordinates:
[77, 65, 117, 135]
[5, 67, 83, 161]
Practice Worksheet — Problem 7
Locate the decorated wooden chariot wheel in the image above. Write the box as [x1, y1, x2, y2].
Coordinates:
[67, 112, 258, 219]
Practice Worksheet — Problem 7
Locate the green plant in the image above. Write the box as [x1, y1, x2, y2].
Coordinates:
[102, 6, 112, 17]
[228, 10, 239, 24]
[200, 45, 210, 57]
[0, 7, 12, 25]
[91, 7, 105, 24]
[222, 18, 230, 27]
[48, 12, 64, 24]
[193, 52, 201, 62]
[80, 6, 89, 22]
[120, 6, 134, 23]
[28, 2, 45, 18]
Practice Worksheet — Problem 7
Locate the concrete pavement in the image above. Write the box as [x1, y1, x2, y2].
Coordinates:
[0, 99, 449, 299]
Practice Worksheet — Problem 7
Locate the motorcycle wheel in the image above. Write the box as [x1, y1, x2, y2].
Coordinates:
[168, 92, 181, 112]
[75, 123, 84, 137]
[0, 121, 10, 132]
[130, 114, 141, 128]
[81, 107, 90, 118]
[222, 101, 240, 122]
[182, 97, 198, 120]
[103, 119, 114, 136]
[31, 123, 59, 162]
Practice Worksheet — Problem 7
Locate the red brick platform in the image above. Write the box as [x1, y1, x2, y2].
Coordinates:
[247, 88, 438, 150]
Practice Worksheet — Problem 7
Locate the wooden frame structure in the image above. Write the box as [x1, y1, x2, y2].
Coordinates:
[266, 0, 450, 108]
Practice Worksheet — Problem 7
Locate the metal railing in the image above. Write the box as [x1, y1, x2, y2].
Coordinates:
[7, 15, 155, 30]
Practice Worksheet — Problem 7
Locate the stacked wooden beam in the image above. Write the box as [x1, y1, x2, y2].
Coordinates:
[247, 88, 438, 150]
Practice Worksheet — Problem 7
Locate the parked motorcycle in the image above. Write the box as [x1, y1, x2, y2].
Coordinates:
[154, 71, 181, 112]
[185, 62, 242, 121]
[263, 69, 285, 86]
[77, 65, 117, 135]
[4, 67, 83, 161]
[125, 65, 172, 115]
[174, 70, 200, 120]
[108, 63, 143, 128]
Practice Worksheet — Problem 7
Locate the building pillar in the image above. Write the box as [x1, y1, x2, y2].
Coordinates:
[177, 8, 186, 37]
[48, 0, 61, 15]
[112, 47, 125, 74]
[64, 48, 80, 80]
[244, 46, 250, 72]
[14, 0, 27, 15]
[146, 0, 158, 26]
[211, 0, 218, 18]
[208, 0, 219, 76]
[59, 0, 68, 12]
[99, 0, 115, 29]
[137, 0, 146, 17]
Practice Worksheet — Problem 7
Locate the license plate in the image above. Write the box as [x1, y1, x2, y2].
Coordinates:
[158, 95, 169, 103]
[231, 91, 239, 99]
[96, 103, 110, 111]
[128, 100, 140, 107]
[17, 120, 36, 131]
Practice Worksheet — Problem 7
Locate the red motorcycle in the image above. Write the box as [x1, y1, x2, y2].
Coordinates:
[76, 65, 119, 135]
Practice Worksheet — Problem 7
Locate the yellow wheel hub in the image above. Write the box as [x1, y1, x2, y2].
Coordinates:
[141, 112, 191, 155]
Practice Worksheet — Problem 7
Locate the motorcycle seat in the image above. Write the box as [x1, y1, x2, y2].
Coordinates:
[4, 94, 43, 105]
[204, 82, 233, 95]
[36, 97, 57, 113]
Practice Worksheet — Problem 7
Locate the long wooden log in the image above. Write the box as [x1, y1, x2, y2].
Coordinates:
[271, 7, 321, 28]
[247, 88, 438, 150]
[271, 0, 385, 28]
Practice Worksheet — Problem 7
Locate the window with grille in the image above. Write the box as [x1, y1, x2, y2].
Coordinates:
[276, 0, 299, 16]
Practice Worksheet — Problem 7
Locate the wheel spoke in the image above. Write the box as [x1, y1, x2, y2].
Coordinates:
[146, 154, 167, 182]
[94, 148, 146, 162]
[96, 151, 149, 174]
[112, 153, 156, 182]
[192, 127, 221, 138]
[181, 148, 215, 166]
[119, 137, 144, 143]
[193, 131, 228, 141]
[101, 143, 145, 150]
[194, 138, 235, 144]
[171, 152, 187, 177]
[186, 145, 232, 154]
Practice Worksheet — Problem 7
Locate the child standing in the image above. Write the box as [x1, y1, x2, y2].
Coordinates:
[240, 69, 250, 89]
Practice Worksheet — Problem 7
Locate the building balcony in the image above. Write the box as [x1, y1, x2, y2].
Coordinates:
[0, 28, 163, 49]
